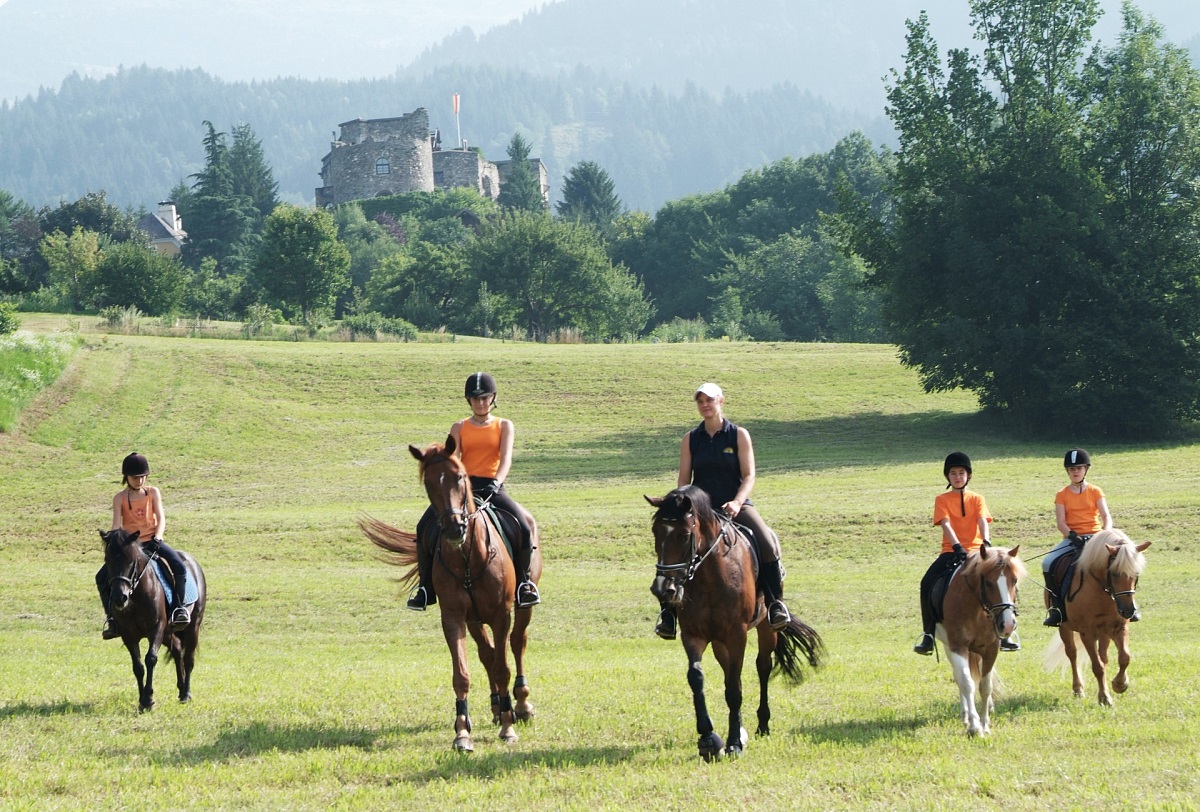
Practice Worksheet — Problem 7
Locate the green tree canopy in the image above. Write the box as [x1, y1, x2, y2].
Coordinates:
[840, 0, 1200, 436]
[556, 160, 623, 236]
[93, 241, 187, 315]
[253, 204, 351, 320]
[497, 133, 547, 213]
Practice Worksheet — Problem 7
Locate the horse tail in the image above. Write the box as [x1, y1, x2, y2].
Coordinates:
[359, 513, 420, 587]
[773, 617, 825, 684]
[1042, 631, 1070, 673]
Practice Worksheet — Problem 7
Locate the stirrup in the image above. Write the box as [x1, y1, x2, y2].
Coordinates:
[102, 617, 121, 640]
[654, 609, 676, 640]
[170, 606, 191, 630]
[1000, 637, 1020, 652]
[406, 585, 432, 611]
[1043, 606, 1063, 627]
[768, 600, 791, 631]
[913, 633, 935, 655]
[516, 580, 540, 608]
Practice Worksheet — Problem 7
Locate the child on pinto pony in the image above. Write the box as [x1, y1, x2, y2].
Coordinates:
[914, 452, 1018, 655]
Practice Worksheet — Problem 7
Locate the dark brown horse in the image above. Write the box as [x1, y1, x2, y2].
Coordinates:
[360, 437, 541, 752]
[936, 544, 1024, 736]
[647, 485, 823, 761]
[1043, 529, 1150, 706]
[99, 529, 206, 712]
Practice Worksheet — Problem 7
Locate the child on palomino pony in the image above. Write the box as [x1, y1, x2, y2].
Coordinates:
[407, 372, 540, 611]
[1041, 448, 1112, 627]
[97, 452, 191, 639]
[654, 382, 792, 640]
[914, 452, 1017, 655]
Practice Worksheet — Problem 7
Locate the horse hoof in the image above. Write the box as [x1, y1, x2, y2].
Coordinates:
[179, 693, 192, 703]
[515, 704, 535, 722]
[1073, 688, 1085, 698]
[138, 703, 154, 714]
[698, 732, 725, 762]
[1113, 679, 1129, 694]
[452, 735, 474, 753]
[499, 728, 519, 744]
[724, 744, 743, 758]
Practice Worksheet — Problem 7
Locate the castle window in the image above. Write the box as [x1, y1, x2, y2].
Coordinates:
[434, 171, 445, 186]
[375, 158, 390, 175]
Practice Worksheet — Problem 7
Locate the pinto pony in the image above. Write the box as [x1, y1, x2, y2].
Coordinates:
[99, 529, 206, 712]
[1043, 529, 1150, 706]
[935, 544, 1025, 736]
[360, 438, 541, 752]
[646, 485, 823, 761]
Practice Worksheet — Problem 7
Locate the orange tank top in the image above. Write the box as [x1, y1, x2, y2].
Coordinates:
[120, 489, 159, 539]
[459, 419, 502, 478]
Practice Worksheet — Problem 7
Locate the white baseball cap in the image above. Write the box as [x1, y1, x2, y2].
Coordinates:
[694, 382, 723, 399]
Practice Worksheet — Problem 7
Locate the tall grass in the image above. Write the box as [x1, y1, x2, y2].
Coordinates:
[0, 330, 80, 431]
[0, 330, 1197, 810]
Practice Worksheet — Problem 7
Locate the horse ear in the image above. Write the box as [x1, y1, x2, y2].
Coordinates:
[445, 434, 457, 455]
[645, 495, 664, 507]
[978, 544, 991, 560]
[409, 444, 424, 461]
[128, 531, 140, 542]
[1007, 544, 1020, 557]
[1135, 541, 1151, 553]
[1106, 543, 1120, 556]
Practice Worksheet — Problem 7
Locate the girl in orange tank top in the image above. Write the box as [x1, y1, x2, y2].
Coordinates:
[409, 372, 540, 611]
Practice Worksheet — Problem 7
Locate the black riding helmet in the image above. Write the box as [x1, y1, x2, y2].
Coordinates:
[122, 452, 150, 477]
[943, 451, 972, 480]
[1064, 448, 1091, 468]
[464, 371, 497, 400]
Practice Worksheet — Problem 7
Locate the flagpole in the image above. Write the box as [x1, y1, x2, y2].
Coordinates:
[453, 93, 462, 149]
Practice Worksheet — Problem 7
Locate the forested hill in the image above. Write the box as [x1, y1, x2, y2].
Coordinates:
[407, 0, 1200, 113]
[0, 65, 888, 212]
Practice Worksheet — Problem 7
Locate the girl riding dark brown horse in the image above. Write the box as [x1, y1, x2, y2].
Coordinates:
[647, 485, 823, 761]
[99, 528, 206, 712]
[361, 437, 542, 752]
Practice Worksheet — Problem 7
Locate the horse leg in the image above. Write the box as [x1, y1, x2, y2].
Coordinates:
[947, 648, 982, 736]
[682, 638, 723, 761]
[1082, 633, 1112, 707]
[123, 638, 152, 711]
[977, 649, 998, 736]
[712, 636, 748, 757]
[1060, 627, 1084, 698]
[754, 624, 775, 736]
[512, 605, 535, 721]
[475, 614, 516, 743]
[1112, 626, 1132, 695]
[139, 642, 160, 713]
[442, 617, 475, 752]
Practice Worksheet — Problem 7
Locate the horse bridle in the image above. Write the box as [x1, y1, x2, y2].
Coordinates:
[654, 512, 730, 584]
[1099, 553, 1139, 603]
[107, 540, 151, 595]
[973, 558, 1019, 637]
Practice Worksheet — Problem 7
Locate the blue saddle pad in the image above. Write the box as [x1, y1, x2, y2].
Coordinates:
[150, 559, 199, 606]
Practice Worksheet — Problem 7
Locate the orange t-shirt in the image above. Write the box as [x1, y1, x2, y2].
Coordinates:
[459, 419, 502, 478]
[932, 489, 991, 553]
[1055, 483, 1106, 534]
[120, 489, 159, 539]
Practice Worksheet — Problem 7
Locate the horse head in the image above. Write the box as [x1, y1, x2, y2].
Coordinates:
[646, 486, 719, 605]
[100, 528, 148, 612]
[970, 544, 1026, 641]
[410, 436, 473, 546]
[1080, 529, 1150, 621]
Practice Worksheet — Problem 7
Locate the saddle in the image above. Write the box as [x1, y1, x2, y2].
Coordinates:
[1048, 536, 1089, 616]
[149, 558, 199, 607]
[929, 559, 966, 625]
[718, 517, 762, 590]
[422, 503, 518, 562]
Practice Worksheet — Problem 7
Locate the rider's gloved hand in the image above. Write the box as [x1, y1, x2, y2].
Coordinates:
[951, 542, 967, 565]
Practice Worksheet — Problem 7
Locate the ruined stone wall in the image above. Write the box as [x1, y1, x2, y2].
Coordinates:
[433, 149, 501, 200]
[316, 109, 434, 206]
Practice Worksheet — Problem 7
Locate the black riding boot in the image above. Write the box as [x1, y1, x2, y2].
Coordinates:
[407, 529, 436, 610]
[1043, 571, 1063, 626]
[654, 601, 676, 640]
[761, 559, 791, 630]
[514, 545, 540, 608]
[97, 568, 120, 640]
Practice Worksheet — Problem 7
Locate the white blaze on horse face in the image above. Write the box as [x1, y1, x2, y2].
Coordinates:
[994, 570, 1018, 637]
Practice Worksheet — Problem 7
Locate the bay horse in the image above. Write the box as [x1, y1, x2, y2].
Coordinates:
[646, 485, 823, 761]
[935, 543, 1025, 736]
[99, 529, 206, 712]
[1043, 529, 1150, 706]
[360, 437, 541, 752]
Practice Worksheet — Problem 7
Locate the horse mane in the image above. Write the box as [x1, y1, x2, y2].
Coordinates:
[654, 485, 720, 539]
[960, 545, 1028, 581]
[1079, 529, 1146, 578]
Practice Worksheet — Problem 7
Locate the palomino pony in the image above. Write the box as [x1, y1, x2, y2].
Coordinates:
[647, 486, 823, 761]
[360, 437, 542, 752]
[1043, 529, 1150, 706]
[99, 529, 206, 712]
[935, 544, 1025, 736]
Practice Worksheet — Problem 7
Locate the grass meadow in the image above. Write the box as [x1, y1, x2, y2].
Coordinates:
[2, 318, 1198, 810]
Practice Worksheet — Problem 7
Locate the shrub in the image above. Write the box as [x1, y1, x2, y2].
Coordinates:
[0, 302, 18, 336]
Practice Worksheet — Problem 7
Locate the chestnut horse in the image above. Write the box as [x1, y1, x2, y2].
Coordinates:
[360, 438, 541, 752]
[936, 544, 1025, 736]
[647, 486, 823, 761]
[1043, 529, 1150, 706]
[99, 529, 206, 712]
